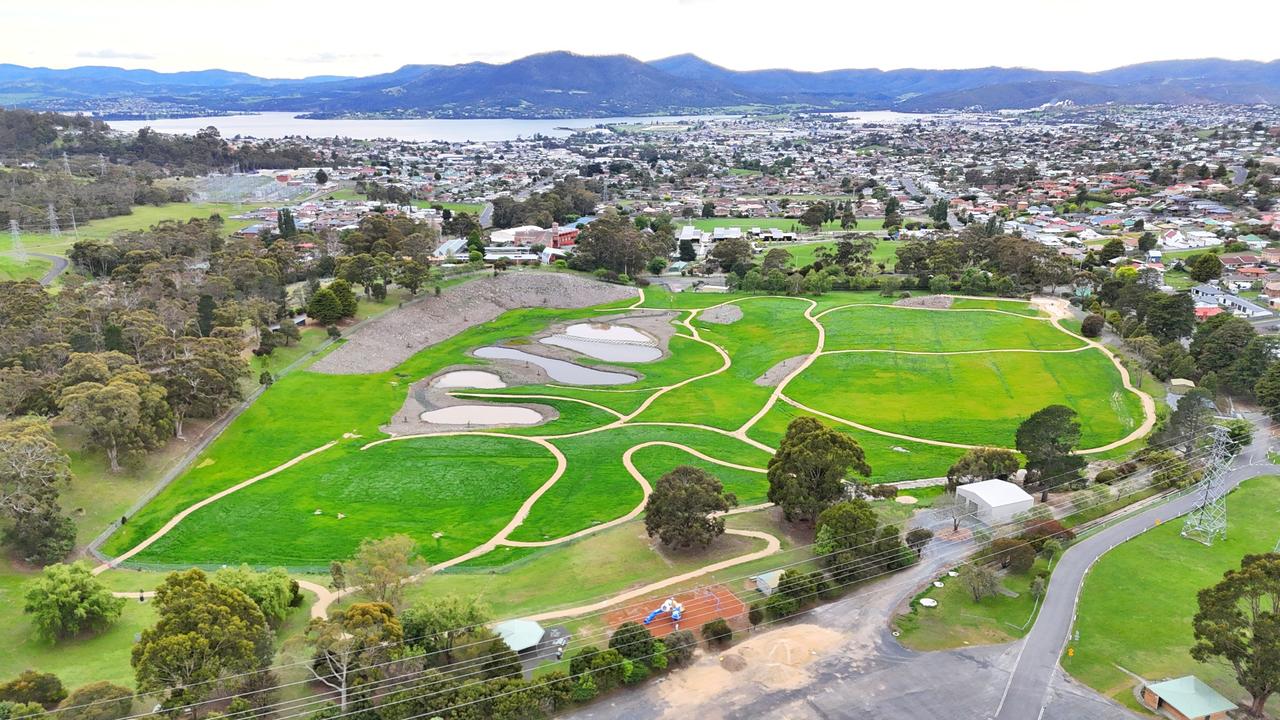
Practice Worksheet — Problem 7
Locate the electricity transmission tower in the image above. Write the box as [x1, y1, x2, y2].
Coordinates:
[46, 204, 60, 237]
[61, 151, 71, 175]
[9, 220, 25, 262]
[1181, 427, 1233, 546]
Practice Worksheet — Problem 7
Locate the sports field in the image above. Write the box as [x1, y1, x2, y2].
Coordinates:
[101, 283, 1150, 587]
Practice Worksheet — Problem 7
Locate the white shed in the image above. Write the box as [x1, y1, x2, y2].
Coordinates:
[956, 479, 1034, 524]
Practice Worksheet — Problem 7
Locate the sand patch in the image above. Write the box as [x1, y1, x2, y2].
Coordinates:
[432, 370, 506, 389]
[658, 624, 841, 710]
[420, 405, 543, 426]
[754, 355, 809, 387]
[701, 304, 743, 324]
[894, 294, 953, 309]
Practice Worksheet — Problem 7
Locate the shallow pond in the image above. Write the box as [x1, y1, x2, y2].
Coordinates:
[474, 346, 635, 385]
[540, 322, 661, 363]
[419, 405, 543, 425]
[432, 370, 506, 389]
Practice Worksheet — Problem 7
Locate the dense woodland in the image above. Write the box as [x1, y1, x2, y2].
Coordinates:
[0, 109, 316, 227]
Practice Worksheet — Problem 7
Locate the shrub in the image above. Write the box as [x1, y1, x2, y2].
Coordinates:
[0, 672, 65, 707]
[664, 630, 697, 667]
[621, 659, 649, 685]
[1081, 313, 1105, 338]
[748, 603, 764, 626]
[607, 622, 654, 662]
[326, 325, 341, 339]
[588, 649, 625, 691]
[56, 681, 132, 720]
[765, 591, 800, 620]
[1094, 469, 1118, 484]
[701, 618, 733, 649]
[571, 674, 597, 702]
[568, 646, 600, 678]
[1021, 520, 1075, 550]
[649, 640, 668, 671]
[867, 484, 898, 499]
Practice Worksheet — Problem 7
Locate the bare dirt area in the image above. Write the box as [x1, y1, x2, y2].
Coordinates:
[657, 624, 843, 708]
[894, 294, 953, 309]
[754, 355, 809, 387]
[700, 304, 743, 324]
[311, 273, 638, 374]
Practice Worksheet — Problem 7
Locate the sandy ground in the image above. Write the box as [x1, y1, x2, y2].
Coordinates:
[754, 355, 809, 387]
[701, 304, 744, 324]
[381, 370, 561, 435]
[311, 273, 637, 374]
[895, 294, 954, 309]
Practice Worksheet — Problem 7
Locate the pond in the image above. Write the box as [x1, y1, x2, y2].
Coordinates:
[540, 323, 661, 363]
[432, 370, 507, 389]
[474, 346, 635, 385]
[419, 405, 543, 425]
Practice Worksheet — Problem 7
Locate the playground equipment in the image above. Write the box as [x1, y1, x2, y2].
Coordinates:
[643, 597, 684, 625]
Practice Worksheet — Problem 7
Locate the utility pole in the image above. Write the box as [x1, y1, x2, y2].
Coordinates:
[9, 219, 25, 262]
[69, 207, 80, 240]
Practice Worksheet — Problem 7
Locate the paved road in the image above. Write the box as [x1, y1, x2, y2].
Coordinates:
[31, 252, 69, 285]
[994, 420, 1276, 720]
[480, 201, 494, 228]
[1232, 165, 1248, 186]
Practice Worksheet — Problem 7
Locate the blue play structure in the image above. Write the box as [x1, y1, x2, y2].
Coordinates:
[643, 597, 684, 625]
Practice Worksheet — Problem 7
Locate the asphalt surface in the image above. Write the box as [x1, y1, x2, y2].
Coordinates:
[994, 420, 1276, 720]
[31, 252, 69, 285]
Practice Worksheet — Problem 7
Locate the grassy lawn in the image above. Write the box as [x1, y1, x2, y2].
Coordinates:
[895, 557, 1051, 651]
[1062, 475, 1280, 714]
[0, 254, 52, 282]
[128, 435, 560, 568]
[682, 217, 884, 233]
[776, 239, 902, 268]
[819, 305, 1080, 352]
[102, 280, 1149, 578]
[15, 202, 262, 256]
[787, 349, 1145, 448]
[634, 297, 818, 429]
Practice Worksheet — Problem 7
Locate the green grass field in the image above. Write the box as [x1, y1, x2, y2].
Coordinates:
[683, 217, 885, 233]
[787, 350, 1144, 448]
[0, 254, 52, 282]
[1062, 475, 1280, 714]
[776, 240, 902, 268]
[102, 283, 1148, 572]
[14, 202, 262, 257]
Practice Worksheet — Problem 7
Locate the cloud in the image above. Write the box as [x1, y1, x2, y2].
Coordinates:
[289, 51, 383, 64]
[76, 48, 154, 60]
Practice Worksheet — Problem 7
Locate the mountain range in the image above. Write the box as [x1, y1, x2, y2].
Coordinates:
[2, 52, 1278, 119]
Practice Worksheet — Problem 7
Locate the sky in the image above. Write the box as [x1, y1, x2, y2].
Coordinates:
[5, 0, 1279, 78]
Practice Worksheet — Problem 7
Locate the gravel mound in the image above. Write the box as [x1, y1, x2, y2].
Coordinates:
[754, 355, 809, 387]
[701, 304, 743, 324]
[312, 273, 638, 374]
[893, 295, 953, 309]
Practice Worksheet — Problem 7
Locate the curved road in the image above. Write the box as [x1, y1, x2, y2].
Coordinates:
[995, 419, 1275, 720]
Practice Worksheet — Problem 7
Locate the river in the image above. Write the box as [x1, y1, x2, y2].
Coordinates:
[108, 111, 736, 143]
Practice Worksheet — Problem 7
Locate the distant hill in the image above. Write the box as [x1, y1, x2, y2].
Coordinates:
[2, 53, 1278, 118]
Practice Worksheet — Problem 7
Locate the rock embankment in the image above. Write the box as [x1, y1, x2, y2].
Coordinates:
[312, 273, 638, 374]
